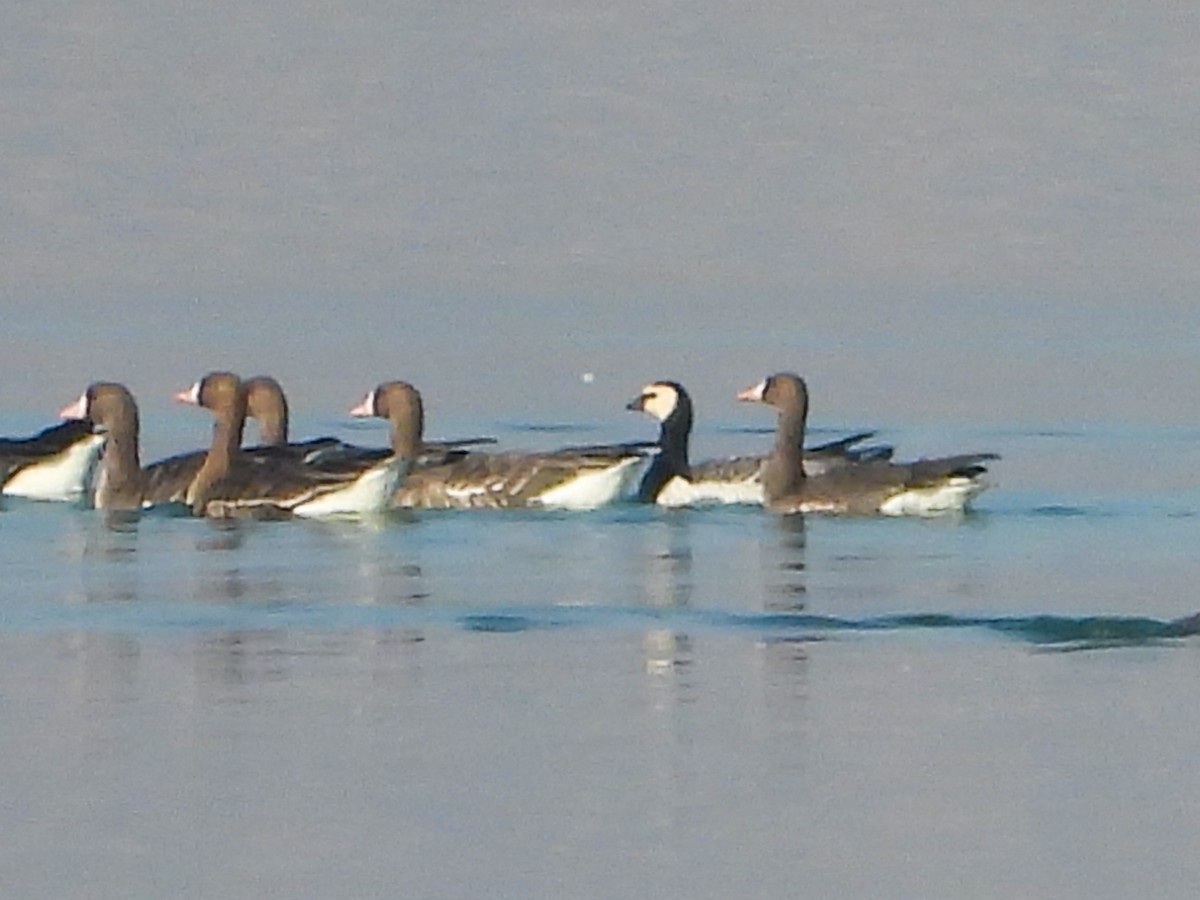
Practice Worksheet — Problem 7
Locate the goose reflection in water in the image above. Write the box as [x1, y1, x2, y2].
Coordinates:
[638, 516, 696, 682]
[768, 514, 807, 614]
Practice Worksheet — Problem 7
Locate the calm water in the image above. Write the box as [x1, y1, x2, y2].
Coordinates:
[3, 416, 1200, 899]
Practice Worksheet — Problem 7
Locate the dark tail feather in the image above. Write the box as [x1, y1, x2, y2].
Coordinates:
[908, 453, 999, 483]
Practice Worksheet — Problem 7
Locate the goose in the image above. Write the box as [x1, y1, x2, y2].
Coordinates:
[59, 382, 179, 509]
[0, 419, 106, 501]
[179, 372, 412, 518]
[736, 372, 997, 516]
[242, 374, 496, 467]
[349, 382, 652, 510]
[626, 380, 892, 506]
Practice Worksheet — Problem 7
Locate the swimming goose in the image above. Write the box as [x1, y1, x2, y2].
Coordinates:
[349, 382, 652, 510]
[59, 383, 172, 509]
[181, 372, 412, 518]
[737, 373, 997, 516]
[0, 419, 106, 501]
[243, 374, 495, 467]
[626, 380, 892, 506]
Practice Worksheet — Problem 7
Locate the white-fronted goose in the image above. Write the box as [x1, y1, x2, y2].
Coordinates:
[59, 383, 178, 509]
[627, 380, 893, 506]
[0, 419, 106, 501]
[350, 382, 652, 510]
[737, 373, 997, 515]
[243, 374, 495, 467]
[181, 373, 412, 518]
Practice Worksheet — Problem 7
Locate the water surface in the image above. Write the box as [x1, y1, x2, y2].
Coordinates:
[3, 418, 1200, 899]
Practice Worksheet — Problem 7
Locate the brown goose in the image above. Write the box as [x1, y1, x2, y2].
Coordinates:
[737, 372, 997, 516]
[627, 380, 892, 506]
[350, 382, 653, 510]
[243, 374, 494, 467]
[180, 372, 412, 518]
[59, 383, 170, 509]
[0, 419, 106, 502]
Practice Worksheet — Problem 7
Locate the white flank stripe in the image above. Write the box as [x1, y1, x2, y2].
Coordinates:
[536, 456, 649, 510]
[656, 476, 763, 508]
[2, 435, 106, 501]
[878, 477, 988, 517]
[292, 459, 407, 517]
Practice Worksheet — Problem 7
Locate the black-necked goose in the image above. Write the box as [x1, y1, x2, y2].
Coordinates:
[626, 380, 893, 506]
[350, 382, 652, 510]
[0, 419, 106, 502]
[181, 372, 412, 518]
[737, 372, 997, 516]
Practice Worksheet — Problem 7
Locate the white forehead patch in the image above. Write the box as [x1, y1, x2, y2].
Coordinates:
[349, 388, 378, 417]
[59, 391, 90, 420]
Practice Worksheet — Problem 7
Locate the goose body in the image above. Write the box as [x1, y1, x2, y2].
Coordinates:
[737, 373, 996, 516]
[627, 381, 893, 507]
[0, 420, 106, 501]
[363, 385, 651, 510]
[396, 443, 651, 510]
[181, 373, 412, 519]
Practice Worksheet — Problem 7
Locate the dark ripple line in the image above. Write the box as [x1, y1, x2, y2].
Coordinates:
[8, 603, 1200, 648]
[464, 608, 1200, 648]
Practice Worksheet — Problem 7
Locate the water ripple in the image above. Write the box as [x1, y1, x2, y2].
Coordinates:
[6, 601, 1199, 649]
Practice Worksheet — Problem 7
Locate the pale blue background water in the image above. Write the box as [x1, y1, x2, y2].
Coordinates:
[4, 0, 1200, 896]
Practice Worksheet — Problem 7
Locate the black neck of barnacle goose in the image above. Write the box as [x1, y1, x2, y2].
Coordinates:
[637, 388, 693, 502]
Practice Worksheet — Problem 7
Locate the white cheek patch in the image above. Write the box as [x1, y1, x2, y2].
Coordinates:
[642, 385, 677, 423]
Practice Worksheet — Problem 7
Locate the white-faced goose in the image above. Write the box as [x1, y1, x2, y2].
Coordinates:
[737, 372, 997, 516]
[350, 382, 653, 510]
[0, 419, 106, 502]
[626, 380, 893, 506]
[181, 372, 413, 518]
